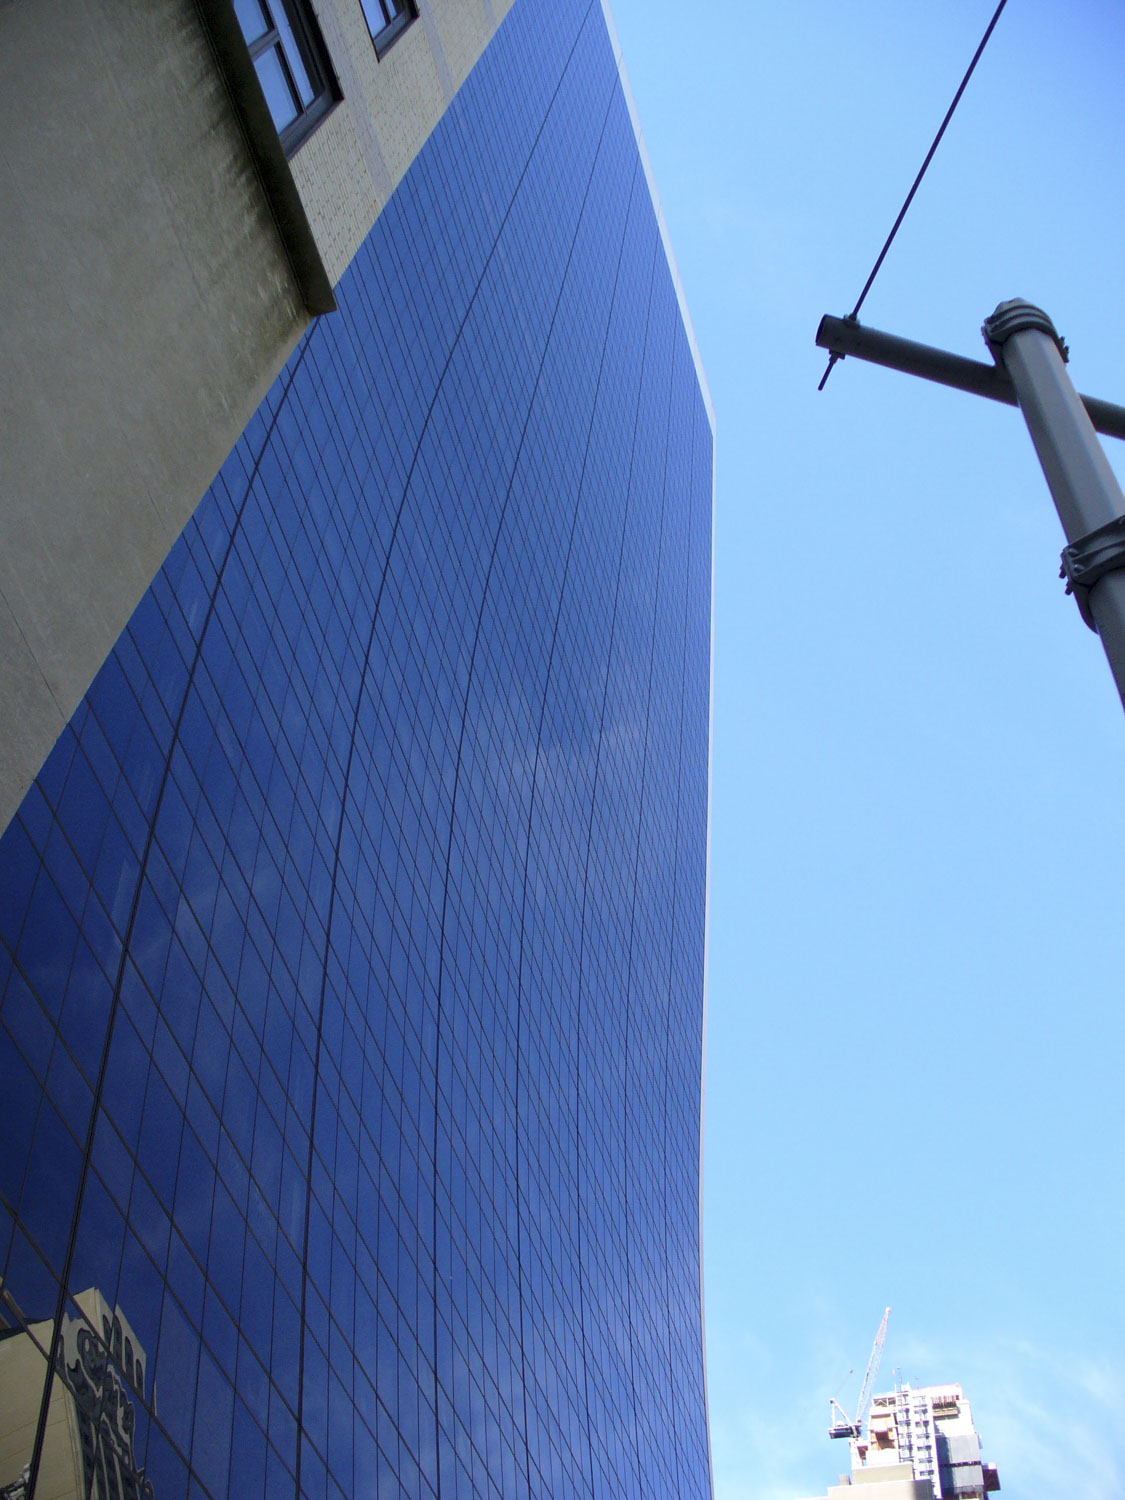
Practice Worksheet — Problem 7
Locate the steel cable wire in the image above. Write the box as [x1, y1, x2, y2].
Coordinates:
[818, 0, 1010, 390]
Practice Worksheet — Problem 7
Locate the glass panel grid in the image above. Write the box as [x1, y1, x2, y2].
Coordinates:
[0, 2, 713, 1497]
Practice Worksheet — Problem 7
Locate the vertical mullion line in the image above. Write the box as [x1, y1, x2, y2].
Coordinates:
[692, 386, 717, 1493]
[661, 359, 695, 1498]
[618, 264, 676, 1490]
[512, 135, 639, 1499]
[292, 7, 603, 1496]
[23, 328, 317, 1500]
[571, 221, 660, 1493]
[425, 33, 615, 1495]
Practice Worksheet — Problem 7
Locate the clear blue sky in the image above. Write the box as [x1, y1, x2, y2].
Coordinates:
[607, 2, 1125, 1497]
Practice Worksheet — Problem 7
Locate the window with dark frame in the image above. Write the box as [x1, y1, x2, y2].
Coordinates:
[234, 0, 338, 155]
[359, 0, 417, 58]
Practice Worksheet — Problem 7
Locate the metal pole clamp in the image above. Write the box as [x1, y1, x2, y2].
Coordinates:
[1060, 512, 1125, 631]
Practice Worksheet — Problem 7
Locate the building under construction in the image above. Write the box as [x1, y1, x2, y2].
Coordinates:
[806, 1383, 1000, 1500]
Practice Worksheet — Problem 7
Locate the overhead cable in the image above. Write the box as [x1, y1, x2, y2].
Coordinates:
[818, 0, 1010, 391]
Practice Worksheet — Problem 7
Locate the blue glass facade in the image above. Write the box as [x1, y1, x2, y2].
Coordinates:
[0, 1, 713, 1497]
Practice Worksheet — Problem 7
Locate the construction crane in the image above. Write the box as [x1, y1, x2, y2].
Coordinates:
[828, 1308, 890, 1440]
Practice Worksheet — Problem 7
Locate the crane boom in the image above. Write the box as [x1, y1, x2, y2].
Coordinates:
[828, 1308, 891, 1440]
[853, 1307, 890, 1436]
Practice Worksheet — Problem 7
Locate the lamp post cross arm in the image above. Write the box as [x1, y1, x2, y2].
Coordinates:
[816, 300, 1125, 711]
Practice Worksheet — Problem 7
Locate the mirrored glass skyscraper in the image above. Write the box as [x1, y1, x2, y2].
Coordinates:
[0, 1, 714, 1496]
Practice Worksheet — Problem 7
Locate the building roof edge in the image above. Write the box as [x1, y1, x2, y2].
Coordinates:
[597, 0, 715, 434]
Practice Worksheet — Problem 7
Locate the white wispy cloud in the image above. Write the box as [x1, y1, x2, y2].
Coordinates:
[711, 1326, 1125, 1500]
[894, 1333, 1125, 1500]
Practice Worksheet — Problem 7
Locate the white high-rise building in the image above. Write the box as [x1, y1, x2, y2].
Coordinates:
[803, 1383, 1000, 1500]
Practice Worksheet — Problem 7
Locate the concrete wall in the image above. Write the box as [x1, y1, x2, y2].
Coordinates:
[833, 1482, 935, 1500]
[0, 1313, 82, 1499]
[824, 1469, 936, 1500]
[0, 1288, 147, 1495]
[802, 1463, 937, 1500]
[0, 0, 309, 833]
[0, 0, 512, 835]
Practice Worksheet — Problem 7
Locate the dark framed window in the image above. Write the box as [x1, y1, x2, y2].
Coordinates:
[234, 0, 338, 155]
[359, 0, 417, 59]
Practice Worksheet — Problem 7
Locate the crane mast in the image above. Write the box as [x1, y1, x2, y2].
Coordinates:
[828, 1308, 890, 1440]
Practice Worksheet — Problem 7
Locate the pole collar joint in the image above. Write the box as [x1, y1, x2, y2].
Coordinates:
[982, 299, 1069, 363]
[1060, 513, 1125, 630]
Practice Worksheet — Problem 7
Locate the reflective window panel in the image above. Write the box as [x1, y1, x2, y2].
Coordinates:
[0, 1, 714, 1496]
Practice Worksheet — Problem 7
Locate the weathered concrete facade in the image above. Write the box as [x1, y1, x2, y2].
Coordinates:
[0, 0, 507, 833]
[0, 0, 307, 834]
